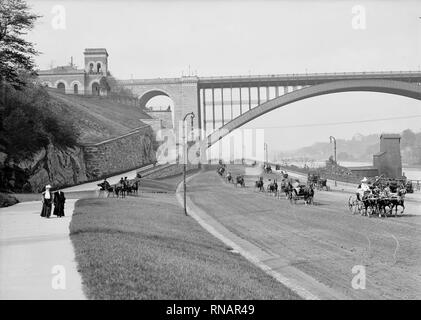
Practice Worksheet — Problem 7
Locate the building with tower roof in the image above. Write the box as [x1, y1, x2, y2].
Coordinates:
[37, 48, 110, 96]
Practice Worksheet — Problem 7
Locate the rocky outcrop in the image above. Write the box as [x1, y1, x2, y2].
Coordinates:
[0, 193, 19, 207]
[1, 143, 88, 192]
[0, 128, 157, 193]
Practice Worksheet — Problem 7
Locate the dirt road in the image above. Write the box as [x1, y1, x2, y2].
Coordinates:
[188, 166, 421, 299]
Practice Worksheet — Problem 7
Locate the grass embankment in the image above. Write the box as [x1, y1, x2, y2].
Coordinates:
[49, 92, 151, 144]
[70, 194, 300, 299]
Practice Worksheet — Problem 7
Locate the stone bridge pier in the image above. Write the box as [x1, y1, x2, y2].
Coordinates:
[120, 76, 200, 137]
[120, 76, 202, 163]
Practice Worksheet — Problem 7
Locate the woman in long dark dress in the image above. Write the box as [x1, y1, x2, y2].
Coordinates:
[40, 184, 53, 218]
[53, 190, 66, 217]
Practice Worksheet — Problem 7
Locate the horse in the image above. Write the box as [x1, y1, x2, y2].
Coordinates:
[267, 179, 278, 196]
[281, 180, 293, 200]
[217, 166, 225, 177]
[235, 175, 245, 187]
[303, 184, 315, 205]
[130, 180, 140, 195]
[113, 182, 126, 198]
[255, 177, 264, 192]
[125, 180, 139, 196]
[361, 193, 378, 216]
[264, 164, 272, 174]
[226, 172, 233, 183]
[389, 188, 406, 216]
[348, 195, 363, 214]
[376, 188, 395, 217]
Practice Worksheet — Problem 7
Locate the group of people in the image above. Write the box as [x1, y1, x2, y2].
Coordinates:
[356, 176, 405, 200]
[40, 184, 66, 218]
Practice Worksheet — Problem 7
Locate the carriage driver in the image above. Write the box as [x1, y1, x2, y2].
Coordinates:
[101, 178, 111, 190]
[356, 177, 370, 201]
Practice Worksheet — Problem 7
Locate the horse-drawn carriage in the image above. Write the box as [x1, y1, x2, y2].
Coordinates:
[97, 178, 140, 198]
[266, 179, 278, 195]
[307, 172, 330, 191]
[264, 164, 272, 174]
[348, 178, 406, 217]
[289, 183, 315, 205]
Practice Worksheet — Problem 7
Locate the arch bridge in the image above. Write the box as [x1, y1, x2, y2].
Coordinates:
[120, 71, 421, 148]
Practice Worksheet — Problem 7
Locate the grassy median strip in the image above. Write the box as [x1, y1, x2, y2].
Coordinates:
[70, 194, 300, 299]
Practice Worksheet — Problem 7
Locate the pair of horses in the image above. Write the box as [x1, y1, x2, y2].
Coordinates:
[219, 169, 244, 187]
[349, 188, 406, 217]
[255, 178, 278, 195]
[255, 177, 264, 192]
[255, 177, 314, 205]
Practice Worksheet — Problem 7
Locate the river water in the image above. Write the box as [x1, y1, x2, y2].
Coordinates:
[280, 160, 421, 181]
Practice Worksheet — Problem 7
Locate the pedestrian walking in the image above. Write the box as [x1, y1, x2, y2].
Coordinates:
[53, 190, 66, 217]
[40, 184, 53, 218]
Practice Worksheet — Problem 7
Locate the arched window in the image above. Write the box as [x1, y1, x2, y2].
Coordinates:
[89, 63, 94, 73]
[57, 82, 65, 93]
[97, 63, 101, 73]
[73, 83, 78, 94]
[92, 82, 99, 96]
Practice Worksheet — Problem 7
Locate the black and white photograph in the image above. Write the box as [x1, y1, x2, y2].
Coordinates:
[1, 0, 420, 307]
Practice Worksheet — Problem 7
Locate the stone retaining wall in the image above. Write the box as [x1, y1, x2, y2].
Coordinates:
[83, 127, 157, 179]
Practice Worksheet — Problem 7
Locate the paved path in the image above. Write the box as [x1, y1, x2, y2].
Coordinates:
[0, 164, 166, 299]
[0, 200, 85, 299]
[185, 167, 421, 299]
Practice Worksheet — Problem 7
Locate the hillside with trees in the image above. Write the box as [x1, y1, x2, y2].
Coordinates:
[0, 0, 156, 197]
[278, 130, 421, 165]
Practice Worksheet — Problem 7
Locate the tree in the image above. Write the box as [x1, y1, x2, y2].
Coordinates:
[401, 129, 416, 148]
[0, 0, 40, 89]
[106, 73, 135, 97]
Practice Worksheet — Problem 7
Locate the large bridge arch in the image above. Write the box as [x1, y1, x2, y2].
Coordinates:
[205, 79, 421, 148]
[138, 89, 171, 109]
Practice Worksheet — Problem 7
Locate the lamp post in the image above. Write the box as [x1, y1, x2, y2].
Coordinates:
[183, 112, 195, 216]
[329, 136, 337, 187]
[264, 143, 268, 167]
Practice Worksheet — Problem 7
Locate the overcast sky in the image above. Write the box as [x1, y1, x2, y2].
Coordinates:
[27, 0, 421, 150]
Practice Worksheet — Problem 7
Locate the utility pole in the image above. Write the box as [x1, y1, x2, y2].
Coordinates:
[264, 142, 268, 166]
[329, 136, 337, 187]
[183, 112, 195, 216]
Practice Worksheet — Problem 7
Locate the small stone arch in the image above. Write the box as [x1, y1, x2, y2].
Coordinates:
[88, 61, 95, 73]
[55, 81, 66, 93]
[91, 81, 100, 96]
[95, 61, 102, 73]
[70, 81, 83, 94]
